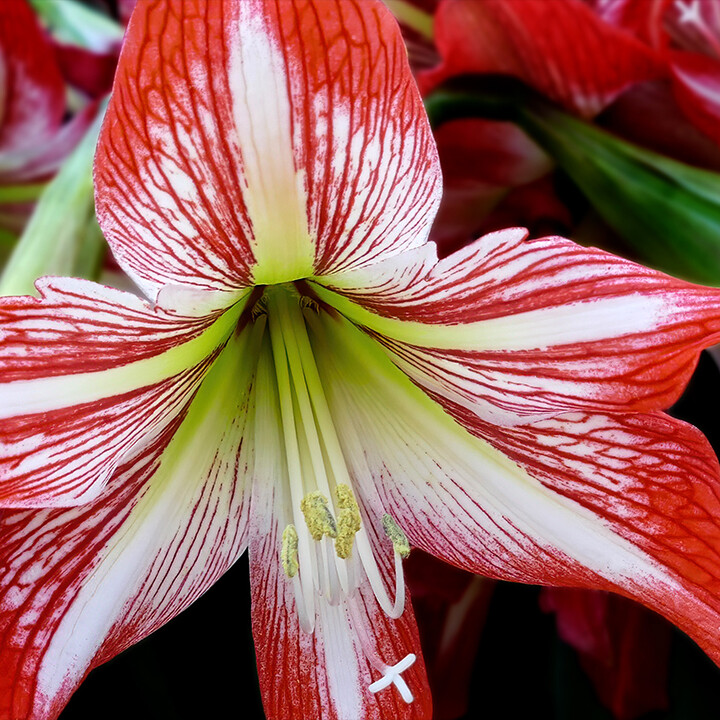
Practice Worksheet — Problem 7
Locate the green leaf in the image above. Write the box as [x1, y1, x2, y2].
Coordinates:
[425, 76, 720, 286]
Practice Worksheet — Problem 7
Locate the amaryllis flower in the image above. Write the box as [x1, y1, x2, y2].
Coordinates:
[5, 1, 720, 719]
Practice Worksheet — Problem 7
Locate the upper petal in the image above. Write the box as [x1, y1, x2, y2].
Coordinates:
[314, 229, 720, 424]
[95, 0, 441, 300]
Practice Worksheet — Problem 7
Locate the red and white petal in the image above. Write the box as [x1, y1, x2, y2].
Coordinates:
[0, 329, 258, 720]
[0, 0, 65, 155]
[0, 277, 245, 506]
[310, 315, 720, 668]
[250, 534, 431, 720]
[314, 229, 720, 424]
[95, 0, 441, 301]
[420, 0, 665, 117]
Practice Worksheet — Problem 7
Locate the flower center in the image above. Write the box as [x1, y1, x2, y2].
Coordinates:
[264, 284, 416, 702]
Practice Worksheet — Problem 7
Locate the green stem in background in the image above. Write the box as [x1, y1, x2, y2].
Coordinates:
[0, 98, 109, 296]
[0, 183, 47, 204]
[425, 76, 720, 287]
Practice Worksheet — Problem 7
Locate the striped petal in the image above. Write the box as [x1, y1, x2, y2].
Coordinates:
[249, 505, 431, 720]
[310, 310, 720, 668]
[0, 327, 258, 720]
[0, 277, 245, 506]
[95, 0, 441, 301]
[314, 228, 720, 424]
[248, 355, 430, 720]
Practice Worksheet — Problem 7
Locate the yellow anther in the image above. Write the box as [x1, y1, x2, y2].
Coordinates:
[301, 491, 337, 541]
[382, 514, 410, 559]
[281, 524, 299, 578]
[334, 484, 362, 559]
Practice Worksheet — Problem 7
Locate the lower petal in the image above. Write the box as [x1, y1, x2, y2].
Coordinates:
[247, 342, 431, 720]
[0, 327, 260, 719]
[308, 309, 720, 668]
[248, 487, 431, 720]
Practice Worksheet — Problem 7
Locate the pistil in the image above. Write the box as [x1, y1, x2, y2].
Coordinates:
[266, 285, 415, 701]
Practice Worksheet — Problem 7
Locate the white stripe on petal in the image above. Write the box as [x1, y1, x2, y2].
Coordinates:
[314, 282, 668, 352]
[0, 294, 244, 419]
[309, 311, 681, 599]
[229, 2, 315, 285]
[32, 325, 261, 708]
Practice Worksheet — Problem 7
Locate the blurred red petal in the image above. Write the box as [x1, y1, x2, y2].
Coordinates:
[669, 50, 720, 146]
[542, 588, 671, 720]
[422, 0, 665, 116]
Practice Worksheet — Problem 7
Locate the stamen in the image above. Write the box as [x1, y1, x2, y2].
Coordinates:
[301, 491, 338, 540]
[355, 528, 407, 619]
[368, 653, 417, 703]
[267, 297, 316, 629]
[382, 514, 410, 558]
[268, 288, 412, 636]
[334, 484, 362, 559]
[299, 294, 320, 313]
[281, 524, 299, 578]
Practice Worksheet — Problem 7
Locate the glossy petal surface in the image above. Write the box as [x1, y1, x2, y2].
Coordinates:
[95, 0, 441, 300]
[316, 229, 720, 424]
